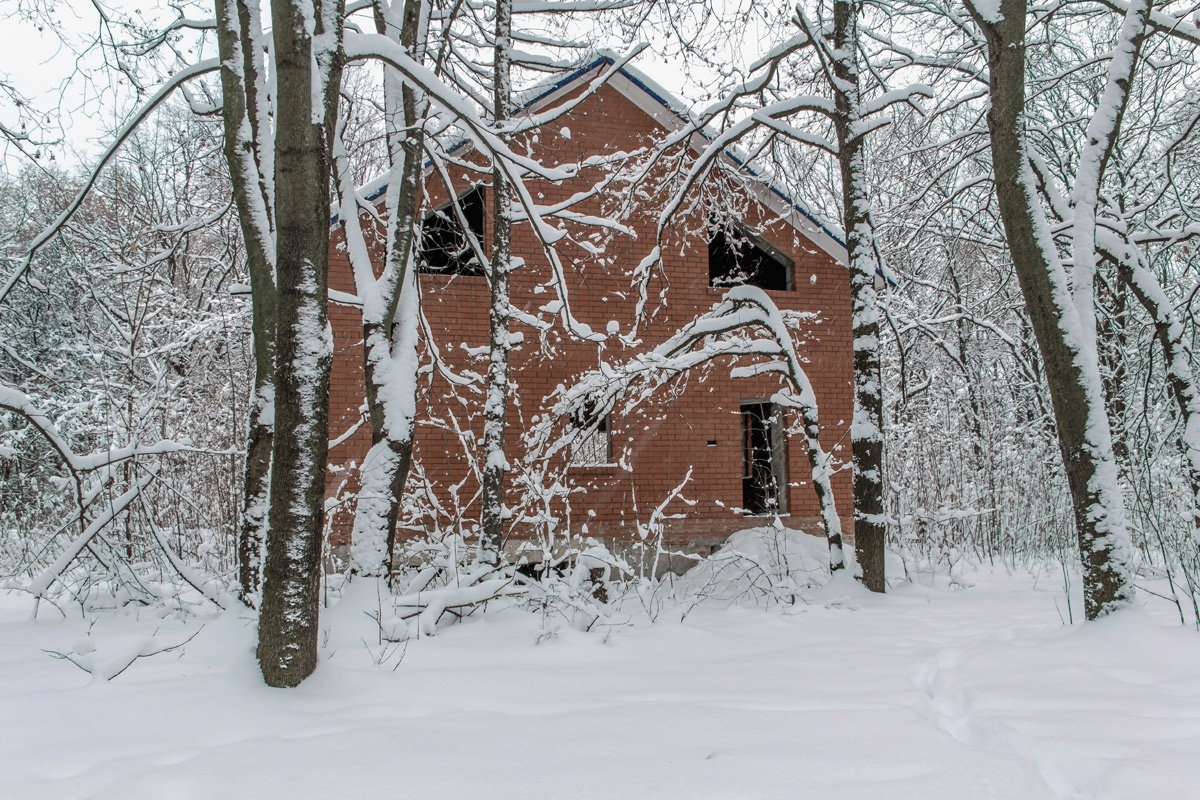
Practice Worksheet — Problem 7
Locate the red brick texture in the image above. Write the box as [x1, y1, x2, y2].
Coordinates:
[325, 77, 854, 552]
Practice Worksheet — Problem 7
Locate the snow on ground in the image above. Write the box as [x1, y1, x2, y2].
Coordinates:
[2, 556, 1199, 799]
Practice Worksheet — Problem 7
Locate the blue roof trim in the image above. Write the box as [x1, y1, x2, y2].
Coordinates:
[363, 137, 471, 206]
[339, 54, 847, 253]
[363, 183, 387, 204]
[514, 55, 611, 114]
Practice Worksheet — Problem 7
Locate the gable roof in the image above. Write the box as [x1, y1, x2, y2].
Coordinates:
[348, 54, 848, 265]
[518, 53, 847, 263]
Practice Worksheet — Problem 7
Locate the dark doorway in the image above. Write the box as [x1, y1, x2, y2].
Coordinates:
[741, 402, 788, 515]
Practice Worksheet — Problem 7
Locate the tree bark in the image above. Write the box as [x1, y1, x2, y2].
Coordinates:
[970, 0, 1135, 619]
[257, 0, 344, 687]
[479, 0, 513, 565]
[832, 0, 886, 592]
[215, 0, 277, 607]
[348, 0, 428, 577]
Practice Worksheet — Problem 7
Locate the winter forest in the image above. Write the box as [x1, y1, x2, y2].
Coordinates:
[2, 0, 1199, 796]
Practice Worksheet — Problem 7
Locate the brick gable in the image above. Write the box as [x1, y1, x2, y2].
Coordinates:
[326, 68, 854, 558]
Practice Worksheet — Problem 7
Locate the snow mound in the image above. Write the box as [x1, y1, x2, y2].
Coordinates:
[673, 524, 837, 605]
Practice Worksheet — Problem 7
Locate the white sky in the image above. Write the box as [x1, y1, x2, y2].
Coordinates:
[0, 0, 778, 174]
[1, 5, 143, 169]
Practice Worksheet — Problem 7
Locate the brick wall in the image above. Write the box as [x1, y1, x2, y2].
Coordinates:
[325, 77, 854, 553]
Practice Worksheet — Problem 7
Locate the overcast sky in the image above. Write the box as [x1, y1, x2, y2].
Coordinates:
[2, 4, 151, 169]
[0, 0, 776, 175]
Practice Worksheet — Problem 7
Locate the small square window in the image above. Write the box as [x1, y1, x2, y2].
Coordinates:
[570, 405, 611, 467]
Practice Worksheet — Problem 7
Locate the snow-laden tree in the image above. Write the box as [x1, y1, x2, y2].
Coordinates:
[330, 0, 431, 579]
[620, 1, 930, 590]
[7, 0, 346, 684]
[964, 0, 1161, 618]
[532, 285, 848, 572]
[479, 0, 516, 566]
[815, 0, 901, 592]
[330, 1, 646, 575]
[214, 0, 277, 608]
[0, 113, 245, 608]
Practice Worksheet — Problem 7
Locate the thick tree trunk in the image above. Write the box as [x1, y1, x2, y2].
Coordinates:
[832, 0, 886, 592]
[479, 0, 513, 565]
[215, 0, 277, 607]
[257, 0, 344, 687]
[972, 0, 1135, 619]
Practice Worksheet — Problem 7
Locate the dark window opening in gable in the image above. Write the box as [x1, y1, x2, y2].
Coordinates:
[418, 186, 485, 276]
[708, 224, 794, 291]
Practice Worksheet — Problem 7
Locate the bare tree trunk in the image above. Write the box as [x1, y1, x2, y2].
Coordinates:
[970, 0, 1136, 619]
[238, 376, 273, 606]
[348, 0, 428, 577]
[795, 393, 847, 572]
[215, 0, 277, 607]
[832, 0, 886, 592]
[479, 0, 513, 566]
[257, 0, 344, 687]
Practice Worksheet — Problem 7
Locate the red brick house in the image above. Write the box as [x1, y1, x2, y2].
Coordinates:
[326, 57, 854, 562]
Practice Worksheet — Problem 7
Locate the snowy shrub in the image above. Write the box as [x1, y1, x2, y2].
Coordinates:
[671, 524, 835, 609]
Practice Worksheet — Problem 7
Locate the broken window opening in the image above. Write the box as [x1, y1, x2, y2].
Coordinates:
[709, 224, 793, 291]
[741, 401, 788, 515]
[418, 186, 485, 276]
[570, 403, 612, 467]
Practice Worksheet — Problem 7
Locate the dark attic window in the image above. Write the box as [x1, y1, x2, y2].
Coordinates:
[708, 223, 794, 291]
[418, 186, 485, 276]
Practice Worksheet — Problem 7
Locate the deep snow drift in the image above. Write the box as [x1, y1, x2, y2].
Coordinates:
[2, 542, 1198, 799]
